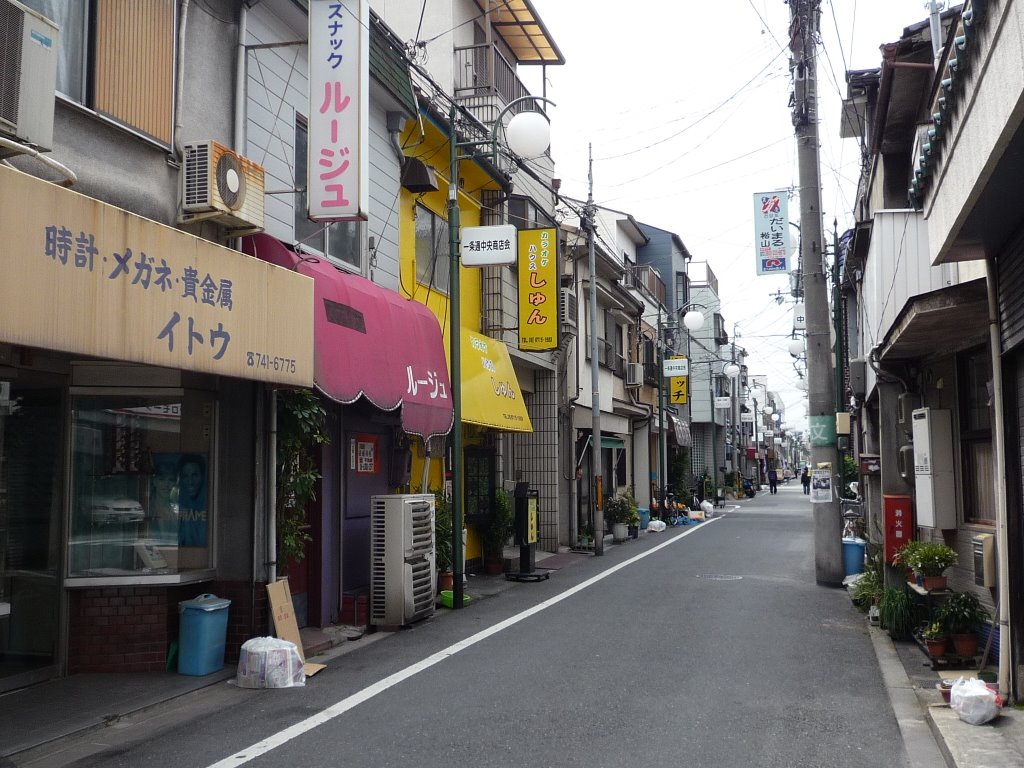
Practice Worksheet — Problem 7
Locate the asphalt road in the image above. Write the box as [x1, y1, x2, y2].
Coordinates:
[45, 484, 910, 768]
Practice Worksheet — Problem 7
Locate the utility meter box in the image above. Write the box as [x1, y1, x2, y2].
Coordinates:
[973, 533, 996, 587]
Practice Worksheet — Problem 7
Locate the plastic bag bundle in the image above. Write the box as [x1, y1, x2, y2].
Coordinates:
[647, 519, 667, 532]
[950, 677, 1001, 725]
[700, 500, 715, 519]
[236, 637, 306, 689]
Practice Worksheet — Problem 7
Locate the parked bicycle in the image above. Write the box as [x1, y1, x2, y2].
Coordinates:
[841, 481, 866, 539]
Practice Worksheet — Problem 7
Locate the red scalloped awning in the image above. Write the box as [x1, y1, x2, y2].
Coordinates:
[243, 234, 453, 440]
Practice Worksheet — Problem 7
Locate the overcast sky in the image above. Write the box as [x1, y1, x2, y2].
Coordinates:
[520, 0, 940, 432]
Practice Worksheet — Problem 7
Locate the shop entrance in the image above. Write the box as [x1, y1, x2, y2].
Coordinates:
[0, 371, 65, 692]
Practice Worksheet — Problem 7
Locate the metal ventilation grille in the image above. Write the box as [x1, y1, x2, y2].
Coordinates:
[215, 150, 244, 209]
[409, 559, 434, 613]
[182, 142, 211, 208]
[0, 0, 23, 127]
[369, 497, 388, 623]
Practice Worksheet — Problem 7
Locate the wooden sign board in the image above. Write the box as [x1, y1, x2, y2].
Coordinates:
[266, 579, 326, 677]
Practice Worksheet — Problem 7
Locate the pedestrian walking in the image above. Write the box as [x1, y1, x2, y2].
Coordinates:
[801, 466, 811, 495]
[768, 467, 778, 495]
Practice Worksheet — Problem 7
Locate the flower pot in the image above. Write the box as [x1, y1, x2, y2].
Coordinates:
[952, 633, 979, 657]
[612, 522, 629, 542]
[925, 638, 947, 658]
[484, 554, 505, 575]
[438, 570, 454, 593]
[628, 525, 639, 539]
[921, 575, 948, 591]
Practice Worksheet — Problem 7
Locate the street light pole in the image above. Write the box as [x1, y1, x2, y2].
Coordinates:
[447, 96, 554, 606]
[585, 144, 603, 556]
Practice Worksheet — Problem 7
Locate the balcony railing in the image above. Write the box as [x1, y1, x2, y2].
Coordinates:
[624, 265, 666, 305]
[454, 43, 544, 125]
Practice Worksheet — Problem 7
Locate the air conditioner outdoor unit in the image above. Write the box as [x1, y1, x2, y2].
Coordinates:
[180, 140, 265, 232]
[0, 0, 59, 154]
[559, 288, 577, 338]
[625, 362, 643, 387]
[369, 494, 436, 627]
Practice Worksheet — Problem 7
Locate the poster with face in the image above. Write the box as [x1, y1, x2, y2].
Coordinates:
[151, 452, 208, 547]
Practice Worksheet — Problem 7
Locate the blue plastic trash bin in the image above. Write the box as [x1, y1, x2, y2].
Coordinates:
[178, 593, 231, 676]
[638, 508, 650, 530]
[842, 538, 867, 577]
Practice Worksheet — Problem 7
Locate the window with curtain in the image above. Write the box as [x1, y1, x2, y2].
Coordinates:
[23, 0, 175, 145]
[960, 346, 994, 524]
[414, 204, 450, 294]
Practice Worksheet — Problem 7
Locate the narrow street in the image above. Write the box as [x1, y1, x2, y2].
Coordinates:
[23, 486, 915, 768]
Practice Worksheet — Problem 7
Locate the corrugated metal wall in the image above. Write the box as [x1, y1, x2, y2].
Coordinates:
[999, 229, 1024, 353]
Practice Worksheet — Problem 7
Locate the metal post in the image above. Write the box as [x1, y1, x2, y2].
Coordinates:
[709, 372, 717, 503]
[790, 0, 843, 585]
[586, 145, 603, 555]
[447, 102, 465, 607]
[656, 307, 666, 508]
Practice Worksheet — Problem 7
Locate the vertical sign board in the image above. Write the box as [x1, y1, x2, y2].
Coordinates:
[308, 0, 369, 221]
[753, 191, 789, 275]
[518, 228, 557, 350]
[883, 495, 914, 564]
[666, 356, 688, 405]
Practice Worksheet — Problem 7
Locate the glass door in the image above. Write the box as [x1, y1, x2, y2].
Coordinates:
[0, 373, 64, 692]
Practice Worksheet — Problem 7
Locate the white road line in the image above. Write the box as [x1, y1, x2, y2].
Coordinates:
[204, 518, 720, 768]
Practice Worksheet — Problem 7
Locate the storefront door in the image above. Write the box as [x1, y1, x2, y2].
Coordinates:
[0, 372, 65, 691]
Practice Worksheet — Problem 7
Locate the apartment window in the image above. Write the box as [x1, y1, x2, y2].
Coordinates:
[295, 119, 362, 270]
[414, 204, 451, 294]
[960, 347, 994, 524]
[68, 390, 216, 580]
[675, 272, 688, 310]
[23, 0, 175, 145]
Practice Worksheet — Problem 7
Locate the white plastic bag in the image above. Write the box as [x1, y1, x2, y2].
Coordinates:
[236, 637, 306, 689]
[950, 677, 1000, 725]
[647, 519, 667, 532]
[700, 500, 715, 519]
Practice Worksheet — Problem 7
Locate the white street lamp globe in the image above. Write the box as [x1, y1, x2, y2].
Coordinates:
[723, 362, 740, 379]
[505, 111, 551, 158]
[772, 413, 780, 422]
[763, 406, 773, 416]
[682, 310, 705, 331]
[788, 338, 804, 357]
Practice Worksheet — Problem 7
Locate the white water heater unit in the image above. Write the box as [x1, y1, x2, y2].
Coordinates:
[911, 408, 955, 529]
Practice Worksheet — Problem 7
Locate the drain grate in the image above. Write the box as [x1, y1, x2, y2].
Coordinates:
[695, 574, 743, 581]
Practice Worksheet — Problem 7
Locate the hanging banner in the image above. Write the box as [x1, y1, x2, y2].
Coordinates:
[517, 228, 557, 350]
[754, 191, 789, 275]
[663, 356, 689, 377]
[714, 396, 731, 409]
[464, 224, 517, 267]
[669, 374, 688, 404]
[308, 0, 369, 221]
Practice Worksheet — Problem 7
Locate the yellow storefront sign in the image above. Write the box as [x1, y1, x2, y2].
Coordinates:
[670, 375, 688, 404]
[460, 332, 533, 432]
[0, 165, 313, 386]
[517, 228, 557, 351]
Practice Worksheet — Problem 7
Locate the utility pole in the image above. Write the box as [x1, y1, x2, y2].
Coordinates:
[585, 144, 603, 556]
[790, 0, 843, 585]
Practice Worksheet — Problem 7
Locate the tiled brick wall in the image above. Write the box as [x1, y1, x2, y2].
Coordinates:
[67, 581, 268, 674]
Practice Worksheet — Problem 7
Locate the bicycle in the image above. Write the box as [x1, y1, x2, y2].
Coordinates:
[841, 496, 866, 539]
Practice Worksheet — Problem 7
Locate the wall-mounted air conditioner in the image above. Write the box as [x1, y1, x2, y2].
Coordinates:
[559, 288, 578, 338]
[0, 0, 59, 153]
[369, 494, 436, 627]
[180, 140, 265, 232]
[625, 362, 643, 387]
[911, 408, 955, 529]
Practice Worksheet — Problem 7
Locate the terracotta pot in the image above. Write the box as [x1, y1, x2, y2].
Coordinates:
[952, 633, 979, 657]
[925, 638, 947, 658]
[921, 575, 948, 591]
[484, 555, 505, 575]
[438, 570, 454, 592]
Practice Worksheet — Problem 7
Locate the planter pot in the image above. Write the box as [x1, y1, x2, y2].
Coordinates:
[628, 525, 639, 539]
[438, 570, 454, 593]
[952, 633, 979, 657]
[612, 522, 629, 542]
[925, 638, 948, 658]
[484, 555, 505, 575]
[921, 575, 948, 591]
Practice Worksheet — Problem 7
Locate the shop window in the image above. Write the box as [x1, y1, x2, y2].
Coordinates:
[295, 118, 362, 271]
[959, 346, 994, 524]
[22, 0, 175, 145]
[414, 204, 451, 294]
[464, 447, 495, 523]
[68, 391, 215, 580]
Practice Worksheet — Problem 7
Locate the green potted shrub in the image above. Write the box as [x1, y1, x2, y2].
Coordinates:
[879, 587, 915, 640]
[480, 489, 514, 574]
[937, 590, 990, 657]
[604, 492, 636, 542]
[433, 490, 454, 592]
[905, 541, 957, 590]
[893, 540, 923, 583]
[920, 621, 948, 658]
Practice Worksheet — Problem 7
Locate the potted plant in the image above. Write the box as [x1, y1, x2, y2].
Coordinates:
[937, 590, 990, 657]
[878, 587, 915, 640]
[921, 621, 948, 658]
[577, 523, 593, 549]
[893, 540, 923, 584]
[905, 540, 957, 590]
[433, 490, 454, 592]
[604, 492, 636, 542]
[480, 489, 514, 574]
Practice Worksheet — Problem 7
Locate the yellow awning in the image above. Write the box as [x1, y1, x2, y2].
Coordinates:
[460, 332, 533, 432]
